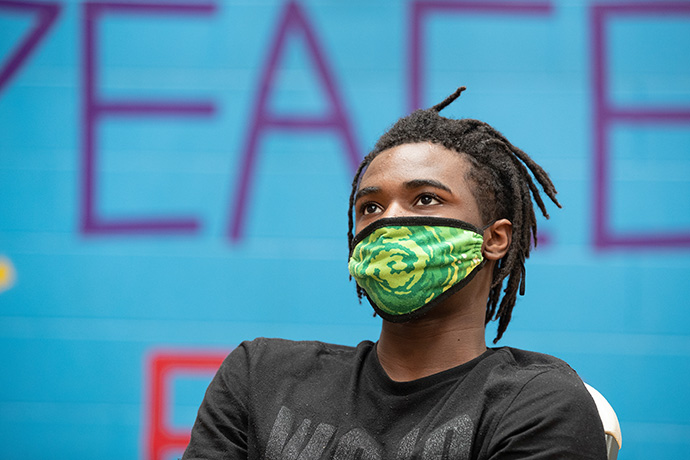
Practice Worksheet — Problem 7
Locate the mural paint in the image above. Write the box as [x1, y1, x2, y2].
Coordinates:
[1, 1, 689, 459]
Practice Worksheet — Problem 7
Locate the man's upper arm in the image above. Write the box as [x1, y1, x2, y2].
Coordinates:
[182, 344, 251, 460]
[487, 369, 608, 460]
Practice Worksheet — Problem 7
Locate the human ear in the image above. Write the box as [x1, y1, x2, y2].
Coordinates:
[482, 219, 512, 261]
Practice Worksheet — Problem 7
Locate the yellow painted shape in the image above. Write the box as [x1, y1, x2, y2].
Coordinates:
[0, 256, 16, 293]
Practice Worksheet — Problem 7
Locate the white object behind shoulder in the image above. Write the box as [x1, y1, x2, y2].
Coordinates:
[585, 383, 622, 460]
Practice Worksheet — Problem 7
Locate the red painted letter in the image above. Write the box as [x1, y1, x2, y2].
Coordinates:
[146, 350, 227, 460]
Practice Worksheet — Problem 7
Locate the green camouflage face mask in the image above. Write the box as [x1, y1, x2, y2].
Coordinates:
[348, 216, 486, 322]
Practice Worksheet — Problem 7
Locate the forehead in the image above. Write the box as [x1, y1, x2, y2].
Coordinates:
[359, 142, 471, 190]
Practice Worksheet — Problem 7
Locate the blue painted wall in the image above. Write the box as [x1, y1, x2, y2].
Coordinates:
[1, 1, 689, 458]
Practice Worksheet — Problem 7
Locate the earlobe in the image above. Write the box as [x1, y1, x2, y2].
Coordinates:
[482, 219, 512, 261]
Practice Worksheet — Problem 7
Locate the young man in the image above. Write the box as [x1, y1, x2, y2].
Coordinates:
[183, 88, 607, 459]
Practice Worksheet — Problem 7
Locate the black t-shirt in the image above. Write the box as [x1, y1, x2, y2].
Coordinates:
[183, 338, 607, 460]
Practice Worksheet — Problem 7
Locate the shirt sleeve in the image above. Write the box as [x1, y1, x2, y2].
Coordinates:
[486, 368, 608, 460]
[182, 343, 252, 460]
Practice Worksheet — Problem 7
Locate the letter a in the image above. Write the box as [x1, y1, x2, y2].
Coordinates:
[227, 0, 360, 242]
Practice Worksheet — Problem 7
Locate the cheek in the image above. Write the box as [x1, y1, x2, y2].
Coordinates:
[452, 189, 484, 226]
[353, 214, 371, 236]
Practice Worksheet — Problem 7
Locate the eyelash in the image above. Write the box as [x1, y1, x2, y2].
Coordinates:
[359, 202, 380, 215]
[358, 193, 442, 216]
[416, 192, 441, 205]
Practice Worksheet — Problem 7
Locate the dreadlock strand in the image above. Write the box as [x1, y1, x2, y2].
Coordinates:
[486, 264, 502, 323]
[347, 159, 371, 255]
[431, 86, 466, 113]
[508, 142, 561, 209]
[478, 122, 560, 219]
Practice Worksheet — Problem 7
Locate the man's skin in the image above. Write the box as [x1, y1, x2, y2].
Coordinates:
[353, 142, 513, 382]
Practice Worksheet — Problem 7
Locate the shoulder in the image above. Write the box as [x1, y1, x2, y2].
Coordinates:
[491, 346, 577, 371]
[210, 338, 373, 407]
[483, 346, 592, 407]
[485, 346, 583, 388]
[478, 347, 607, 458]
[220, 338, 372, 377]
[240, 337, 363, 353]
[236, 337, 367, 359]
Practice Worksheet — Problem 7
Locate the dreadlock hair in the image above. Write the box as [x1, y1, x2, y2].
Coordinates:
[347, 87, 561, 343]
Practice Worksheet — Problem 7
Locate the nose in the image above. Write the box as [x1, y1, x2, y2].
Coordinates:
[381, 201, 407, 219]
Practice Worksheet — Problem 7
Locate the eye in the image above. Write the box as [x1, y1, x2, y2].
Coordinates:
[416, 193, 441, 206]
[360, 202, 381, 216]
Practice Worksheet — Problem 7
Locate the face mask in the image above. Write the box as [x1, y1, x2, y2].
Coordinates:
[348, 216, 487, 322]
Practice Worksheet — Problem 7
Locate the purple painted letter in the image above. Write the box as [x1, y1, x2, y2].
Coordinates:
[409, 1, 552, 112]
[81, 2, 216, 235]
[0, 0, 60, 95]
[591, 3, 690, 249]
[228, 0, 360, 242]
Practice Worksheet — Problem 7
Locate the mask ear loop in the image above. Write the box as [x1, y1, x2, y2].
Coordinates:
[479, 219, 522, 294]
[479, 220, 497, 260]
[480, 220, 497, 233]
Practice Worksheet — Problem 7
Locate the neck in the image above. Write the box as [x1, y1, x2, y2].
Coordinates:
[375, 259, 496, 382]
[376, 304, 487, 382]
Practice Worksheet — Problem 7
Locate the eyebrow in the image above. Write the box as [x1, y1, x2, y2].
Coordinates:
[404, 179, 453, 194]
[354, 186, 380, 203]
[354, 179, 453, 203]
